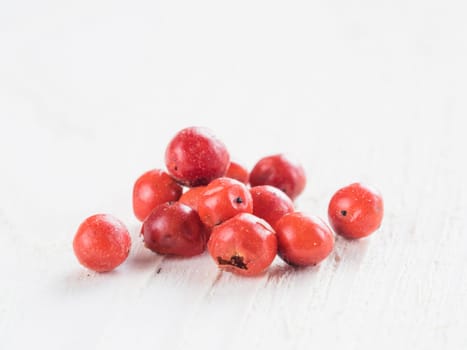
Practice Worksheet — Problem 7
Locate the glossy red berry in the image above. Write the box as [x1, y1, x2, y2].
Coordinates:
[198, 177, 253, 227]
[328, 183, 384, 239]
[141, 202, 208, 257]
[250, 185, 294, 229]
[207, 213, 277, 276]
[249, 154, 306, 200]
[165, 127, 230, 187]
[179, 186, 207, 212]
[275, 213, 334, 266]
[225, 161, 249, 184]
[132, 169, 183, 221]
[73, 214, 131, 272]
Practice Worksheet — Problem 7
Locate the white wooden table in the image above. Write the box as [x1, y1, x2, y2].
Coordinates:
[1, 1, 466, 349]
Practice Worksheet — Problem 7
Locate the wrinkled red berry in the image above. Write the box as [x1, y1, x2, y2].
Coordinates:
[141, 202, 208, 256]
[132, 169, 183, 221]
[73, 214, 131, 272]
[207, 213, 277, 276]
[275, 213, 334, 266]
[249, 154, 306, 200]
[165, 127, 230, 187]
[225, 161, 249, 184]
[328, 183, 384, 239]
[250, 185, 294, 229]
[198, 177, 253, 227]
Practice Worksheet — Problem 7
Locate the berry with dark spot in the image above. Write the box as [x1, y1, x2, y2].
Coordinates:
[207, 213, 277, 276]
[328, 183, 384, 239]
[198, 177, 253, 227]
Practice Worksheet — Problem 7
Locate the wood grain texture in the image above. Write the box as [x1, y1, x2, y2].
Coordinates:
[1, 1, 466, 349]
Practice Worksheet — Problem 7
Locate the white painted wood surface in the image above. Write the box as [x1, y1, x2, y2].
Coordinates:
[1, 1, 466, 349]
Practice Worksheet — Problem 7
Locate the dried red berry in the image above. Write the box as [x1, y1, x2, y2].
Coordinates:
[250, 185, 294, 229]
[179, 186, 207, 212]
[249, 154, 306, 200]
[141, 202, 208, 257]
[198, 177, 253, 227]
[132, 169, 183, 221]
[73, 214, 131, 272]
[275, 213, 334, 266]
[207, 213, 277, 276]
[328, 183, 384, 239]
[225, 161, 249, 184]
[165, 127, 230, 187]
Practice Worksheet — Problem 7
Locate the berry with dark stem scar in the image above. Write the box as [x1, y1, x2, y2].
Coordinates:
[207, 213, 277, 276]
[198, 177, 253, 227]
[217, 255, 248, 270]
[328, 182, 384, 239]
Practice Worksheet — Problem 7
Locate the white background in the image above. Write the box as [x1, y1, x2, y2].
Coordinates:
[1, 1, 466, 349]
